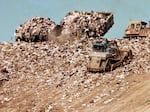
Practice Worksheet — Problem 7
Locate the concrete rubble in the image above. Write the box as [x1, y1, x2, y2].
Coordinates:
[15, 16, 56, 42]
[0, 36, 149, 111]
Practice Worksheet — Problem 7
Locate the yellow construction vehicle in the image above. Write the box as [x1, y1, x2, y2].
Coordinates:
[87, 39, 132, 72]
[124, 21, 150, 38]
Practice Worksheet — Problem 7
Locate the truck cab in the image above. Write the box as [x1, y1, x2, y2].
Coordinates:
[124, 21, 149, 38]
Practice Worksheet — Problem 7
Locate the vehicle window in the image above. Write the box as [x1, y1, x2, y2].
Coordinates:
[136, 24, 141, 29]
[131, 24, 135, 29]
[93, 46, 104, 52]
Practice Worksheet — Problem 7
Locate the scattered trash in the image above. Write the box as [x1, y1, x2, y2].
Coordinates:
[15, 17, 56, 42]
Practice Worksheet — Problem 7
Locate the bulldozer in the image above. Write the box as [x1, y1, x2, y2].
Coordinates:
[124, 21, 150, 38]
[87, 39, 132, 72]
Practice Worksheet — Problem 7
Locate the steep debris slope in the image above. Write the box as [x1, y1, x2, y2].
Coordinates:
[117, 38, 150, 74]
[0, 37, 149, 112]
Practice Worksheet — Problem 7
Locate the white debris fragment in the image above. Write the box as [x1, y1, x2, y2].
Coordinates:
[103, 98, 114, 104]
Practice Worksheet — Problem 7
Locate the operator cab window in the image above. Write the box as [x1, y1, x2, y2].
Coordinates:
[136, 24, 141, 29]
[93, 46, 104, 52]
[93, 43, 105, 52]
[131, 24, 135, 29]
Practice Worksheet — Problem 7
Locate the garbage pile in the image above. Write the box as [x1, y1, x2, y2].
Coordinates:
[14, 11, 114, 42]
[0, 37, 149, 111]
[60, 11, 113, 38]
[0, 38, 149, 86]
[117, 38, 150, 75]
[15, 17, 56, 42]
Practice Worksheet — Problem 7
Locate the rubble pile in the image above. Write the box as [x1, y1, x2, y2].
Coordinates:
[15, 17, 56, 42]
[117, 38, 150, 74]
[0, 37, 149, 111]
[14, 11, 113, 42]
[60, 11, 113, 38]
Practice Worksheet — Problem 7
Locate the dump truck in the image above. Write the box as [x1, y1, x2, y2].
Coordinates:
[124, 21, 150, 38]
[87, 39, 132, 72]
[97, 12, 114, 36]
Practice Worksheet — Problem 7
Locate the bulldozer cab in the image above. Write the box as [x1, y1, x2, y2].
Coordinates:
[93, 39, 109, 52]
[125, 21, 147, 36]
[92, 39, 118, 55]
[93, 42, 105, 52]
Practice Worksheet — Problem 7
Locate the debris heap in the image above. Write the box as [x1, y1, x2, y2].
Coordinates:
[0, 37, 149, 111]
[15, 17, 56, 42]
[60, 11, 113, 38]
[14, 11, 114, 42]
[117, 38, 150, 74]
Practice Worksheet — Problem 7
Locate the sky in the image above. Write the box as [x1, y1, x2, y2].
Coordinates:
[0, 0, 150, 42]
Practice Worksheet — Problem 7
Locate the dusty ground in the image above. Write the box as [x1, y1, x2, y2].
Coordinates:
[81, 73, 150, 112]
[0, 37, 150, 112]
[0, 72, 150, 112]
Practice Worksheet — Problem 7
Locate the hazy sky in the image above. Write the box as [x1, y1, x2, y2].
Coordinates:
[0, 0, 149, 42]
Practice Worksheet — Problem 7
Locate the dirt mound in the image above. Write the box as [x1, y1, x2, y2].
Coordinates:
[0, 37, 149, 112]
